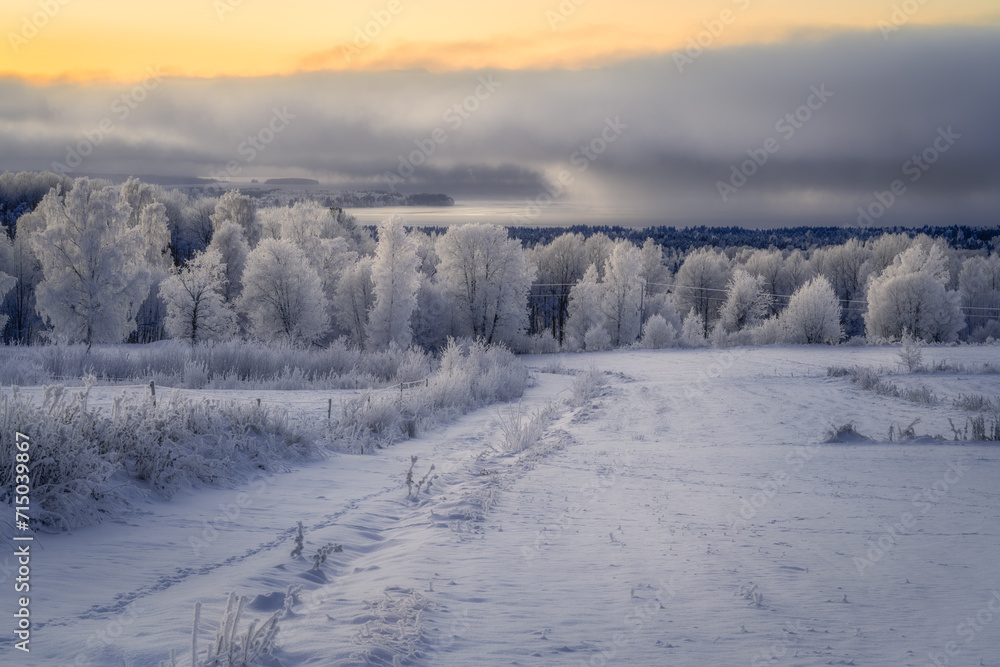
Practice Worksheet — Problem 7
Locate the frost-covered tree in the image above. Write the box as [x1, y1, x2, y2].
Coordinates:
[367, 215, 420, 349]
[600, 241, 644, 347]
[0, 224, 42, 343]
[584, 233, 614, 280]
[0, 269, 14, 333]
[334, 256, 375, 347]
[864, 244, 963, 342]
[207, 221, 250, 303]
[238, 239, 329, 344]
[159, 250, 236, 344]
[639, 238, 670, 294]
[435, 224, 534, 346]
[138, 201, 172, 269]
[959, 255, 1000, 336]
[674, 248, 729, 336]
[211, 190, 260, 247]
[30, 180, 151, 348]
[566, 264, 603, 348]
[680, 307, 707, 347]
[812, 238, 871, 336]
[716, 269, 771, 334]
[532, 232, 587, 344]
[779, 276, 843, 344]
[411, 275, 452, 351]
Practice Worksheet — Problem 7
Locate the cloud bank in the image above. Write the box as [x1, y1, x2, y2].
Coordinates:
[1, 27, 997, 227]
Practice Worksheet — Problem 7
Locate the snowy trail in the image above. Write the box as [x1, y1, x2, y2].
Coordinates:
[5, 346, 1000, 666]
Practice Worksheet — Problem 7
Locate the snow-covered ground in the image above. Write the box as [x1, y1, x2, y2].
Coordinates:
[4, 345, 1000, 666]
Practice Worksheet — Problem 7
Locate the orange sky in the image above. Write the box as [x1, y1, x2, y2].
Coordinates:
[2, 0, 998, 82]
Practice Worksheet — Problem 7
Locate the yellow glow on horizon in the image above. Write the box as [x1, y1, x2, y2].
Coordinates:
[1, 0, 997, 82]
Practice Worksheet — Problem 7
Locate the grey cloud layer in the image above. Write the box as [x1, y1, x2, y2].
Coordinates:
[1, 26, 997, 226]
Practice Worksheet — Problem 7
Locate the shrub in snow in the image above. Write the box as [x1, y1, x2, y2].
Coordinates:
[570, 367, 606, 406]
[494, 401, 551, 454]
[329, 340, 529, 452]
[0, 339, 435, 391]
[239, 239, 330, 344]
[779, 276, 844, 344]
[968, 320, 1000, 344]
[640, 314, 675, 349]
[898, 329, 924, 372]
[187, 592, 280, 667]
[584, 325, 612, 351]
[0, 384, 317, 531]
[865, 244, 964, 342]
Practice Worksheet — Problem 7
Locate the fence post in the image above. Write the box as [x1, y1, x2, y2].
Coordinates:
[328, 398, 332, 421]
[149, 380, 156, 406]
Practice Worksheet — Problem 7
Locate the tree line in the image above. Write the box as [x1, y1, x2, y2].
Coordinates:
[0, 172, 997, 351]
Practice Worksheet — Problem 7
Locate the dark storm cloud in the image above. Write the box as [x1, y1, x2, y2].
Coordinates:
[1, 26, 997, 226]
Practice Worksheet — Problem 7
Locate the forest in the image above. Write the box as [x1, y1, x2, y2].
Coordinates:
[1, 170, 998, 354]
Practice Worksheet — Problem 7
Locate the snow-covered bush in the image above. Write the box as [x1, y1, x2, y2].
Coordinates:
[187, 592, 280, 667]
[328, 340, 529, 451]
[494, 401, 553, 454]
[779, 276, 843, 344]
[0, 384, 317, 530]
[640, 314, 675, 349]
[569, 367, 606, 406]
[584, 325, 612, 351]
[0, 339, 435, 391]
[898, 330, 924, 372]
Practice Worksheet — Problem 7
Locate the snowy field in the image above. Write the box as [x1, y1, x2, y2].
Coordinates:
[4, 345, 1000, 666]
